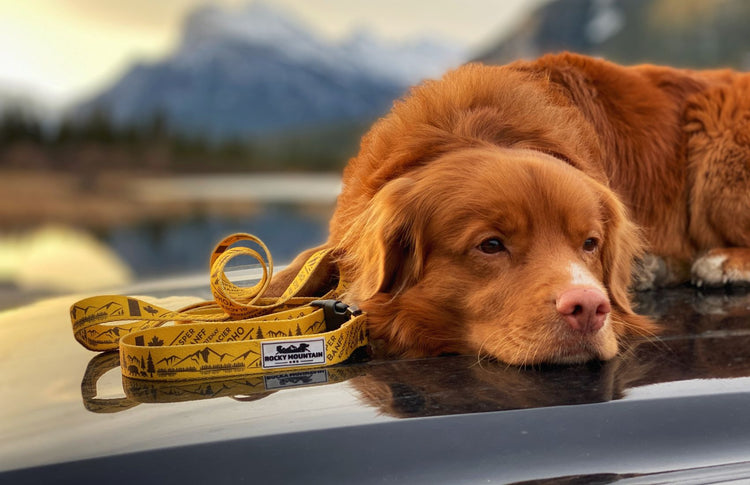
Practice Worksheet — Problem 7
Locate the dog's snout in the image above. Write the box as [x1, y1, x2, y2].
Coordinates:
[556, 287, 611, 333]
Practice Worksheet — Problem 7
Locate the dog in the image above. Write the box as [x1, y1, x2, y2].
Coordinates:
[271, 52, 750, 365]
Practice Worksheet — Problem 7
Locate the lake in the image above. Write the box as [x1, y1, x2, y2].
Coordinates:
[102, 173, 340, 278]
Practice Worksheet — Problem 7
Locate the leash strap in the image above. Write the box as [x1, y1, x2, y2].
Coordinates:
[70, 233, 368, 381]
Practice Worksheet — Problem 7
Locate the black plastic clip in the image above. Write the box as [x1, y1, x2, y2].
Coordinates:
[310, 299, 362, 331]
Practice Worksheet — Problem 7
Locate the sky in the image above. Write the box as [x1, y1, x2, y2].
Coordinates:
[0, 0, 541, 111]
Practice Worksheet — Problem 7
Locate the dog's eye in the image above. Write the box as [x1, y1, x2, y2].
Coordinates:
[478, 238, 506, 254]
[583, 238, 599, 252]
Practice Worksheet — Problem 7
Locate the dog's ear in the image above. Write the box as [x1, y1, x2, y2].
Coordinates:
[597, 184, 657, 337]
[336, 177, 425, 302]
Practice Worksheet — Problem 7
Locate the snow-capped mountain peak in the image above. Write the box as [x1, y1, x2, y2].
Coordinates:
[75, 2, 468, 139]
[181, 3, 326, 57]
[340, 28, 466, 85]
[178, 1, 465, 85]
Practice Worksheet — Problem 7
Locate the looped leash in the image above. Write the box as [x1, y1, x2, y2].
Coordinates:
[70, 234, 368, 381]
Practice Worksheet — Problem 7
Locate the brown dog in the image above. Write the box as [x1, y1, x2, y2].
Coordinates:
[273, 52, 750, 365]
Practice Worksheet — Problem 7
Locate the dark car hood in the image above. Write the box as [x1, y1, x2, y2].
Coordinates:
[2, 276, 750, 483]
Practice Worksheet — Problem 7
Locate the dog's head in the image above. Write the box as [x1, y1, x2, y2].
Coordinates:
[336, 146, 655, 365]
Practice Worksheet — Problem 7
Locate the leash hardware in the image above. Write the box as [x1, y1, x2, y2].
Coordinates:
[310, 299, 361, 331]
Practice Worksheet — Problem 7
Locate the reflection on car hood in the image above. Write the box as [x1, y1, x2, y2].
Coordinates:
[2, 279, 750, 482]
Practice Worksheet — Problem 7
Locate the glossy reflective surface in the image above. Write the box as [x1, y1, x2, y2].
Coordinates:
[2, 284, 750, 483]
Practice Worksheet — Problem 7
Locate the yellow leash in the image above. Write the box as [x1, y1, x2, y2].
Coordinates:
[70, 233, 368, 381]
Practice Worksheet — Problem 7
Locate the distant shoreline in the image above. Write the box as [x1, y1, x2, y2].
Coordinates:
[0, 170, 339, 230]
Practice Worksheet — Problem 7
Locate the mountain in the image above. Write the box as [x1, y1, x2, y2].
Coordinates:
[476, 0, 750, 69]
[75, 2, 466, 140]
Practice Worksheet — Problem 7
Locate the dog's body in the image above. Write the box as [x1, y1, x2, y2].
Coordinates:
[274, 52, 750, 365]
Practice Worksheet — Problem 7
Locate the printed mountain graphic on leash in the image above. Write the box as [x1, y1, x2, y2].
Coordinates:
[125, 354, 142, 365]
[233, 348, 260, 361]
[156, 355, 180, 366]
[95, 326, 123, 339]
[70, 305, 97, 320]
[97, 302, 124, 316]
[177, 347, 237, 365]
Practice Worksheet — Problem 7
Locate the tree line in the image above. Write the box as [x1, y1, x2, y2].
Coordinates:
[0, 107, 365, 173]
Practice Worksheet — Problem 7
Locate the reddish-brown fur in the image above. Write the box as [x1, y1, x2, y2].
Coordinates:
[272, 52, 750, 365]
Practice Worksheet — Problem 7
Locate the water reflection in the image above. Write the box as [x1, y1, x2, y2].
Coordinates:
[101, 204, 331, 277]
[0, 225, 132, 294]
[0, 203, 332, 309]
[80, 287, 750, 417]
[82, 352, 367, 413]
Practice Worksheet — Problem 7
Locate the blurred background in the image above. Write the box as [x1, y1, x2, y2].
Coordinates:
[2, 0, 750, 309]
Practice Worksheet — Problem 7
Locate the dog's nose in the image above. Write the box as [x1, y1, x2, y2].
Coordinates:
[556, 287, 611, 333]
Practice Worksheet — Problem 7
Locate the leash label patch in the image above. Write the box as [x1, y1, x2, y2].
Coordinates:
[261, 338, 326, 369]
